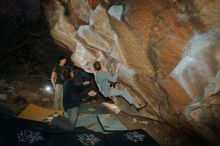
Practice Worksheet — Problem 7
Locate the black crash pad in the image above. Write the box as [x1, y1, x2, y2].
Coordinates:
[0, 114, 160, 146]
[107, 129, 160, 146]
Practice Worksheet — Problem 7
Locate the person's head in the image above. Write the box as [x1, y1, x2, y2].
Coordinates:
[61, 67, 74, 81]
[93, 61, 102, 71]
[58, 56, 67, 66]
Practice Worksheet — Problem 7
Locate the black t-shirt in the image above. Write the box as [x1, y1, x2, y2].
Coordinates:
[63, 79, 88, 111]
[53, 65, 65, 85]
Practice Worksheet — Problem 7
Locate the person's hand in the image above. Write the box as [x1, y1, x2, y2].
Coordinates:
[88, 90, 97, 96]
[83, 81, 90, 85]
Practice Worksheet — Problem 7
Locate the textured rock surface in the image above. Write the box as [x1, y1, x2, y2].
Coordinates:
[43, 0, 220, 145]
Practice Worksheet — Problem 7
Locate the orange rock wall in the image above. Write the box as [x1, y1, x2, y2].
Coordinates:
[43, 0, 220, 144]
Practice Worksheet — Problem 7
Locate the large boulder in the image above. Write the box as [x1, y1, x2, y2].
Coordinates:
[43, 0, 220, 144]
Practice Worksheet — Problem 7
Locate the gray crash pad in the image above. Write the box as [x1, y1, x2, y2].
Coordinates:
[76, 113, 103, 132]
[97, 114, 127, 131]
[79, 104, 109, 114]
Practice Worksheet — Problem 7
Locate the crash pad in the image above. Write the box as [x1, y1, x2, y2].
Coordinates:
[0, 115, 160, 146]
[76, 113, 103, 132]
[80, 104, 109, 114]
[17, 104, 63, 122]
[97, 114, 127, 131]
[107, 129, 160, 146]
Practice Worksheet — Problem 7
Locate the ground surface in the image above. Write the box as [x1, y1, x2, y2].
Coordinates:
[0, 78, 205, 146]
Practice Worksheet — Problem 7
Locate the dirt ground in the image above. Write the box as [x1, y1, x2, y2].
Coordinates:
[0, 78, 206, 146]
[0, 78, 53, 113]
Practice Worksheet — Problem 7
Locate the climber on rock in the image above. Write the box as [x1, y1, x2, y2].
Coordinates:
[93, 61, 146, 110]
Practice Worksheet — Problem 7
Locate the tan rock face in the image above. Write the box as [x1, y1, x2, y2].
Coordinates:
[43, 0, 220, 144]
[165, 29, 220, 109]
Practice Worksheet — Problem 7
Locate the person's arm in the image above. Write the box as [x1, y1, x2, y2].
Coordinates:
[74, 78, 90, 88]
[105, 72, 118, 83]
[51, 71, 57, 89]
[105, 63, 121, 82]
[81, 89, 97, 98]
[77, 69, 90, 81]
